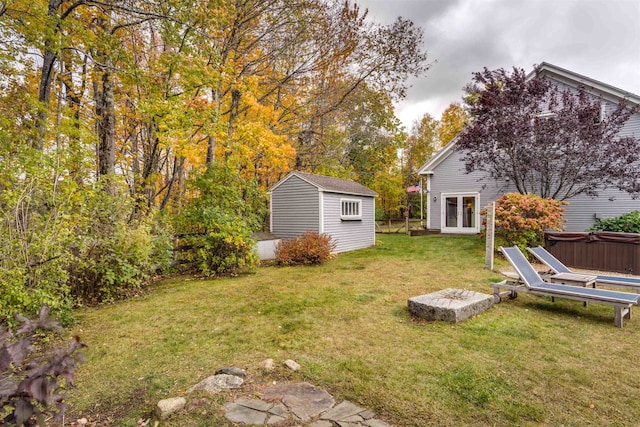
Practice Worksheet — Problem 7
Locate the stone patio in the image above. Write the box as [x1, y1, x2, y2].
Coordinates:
[224, 382, 392, 426]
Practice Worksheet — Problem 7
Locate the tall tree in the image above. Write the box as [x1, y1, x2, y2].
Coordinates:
[292, 1, 429, 171]
[457, 66, 639, 200]
[404, 113, 439, 185]
[438, 102, 467, 146]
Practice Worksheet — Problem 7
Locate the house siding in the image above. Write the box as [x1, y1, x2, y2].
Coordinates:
[428, 149, 513, 230]
[270, 175, 320, 238]
[545, 76, 640, 231]
[322, 192, 376, 253]
[425, 75, 640, 233]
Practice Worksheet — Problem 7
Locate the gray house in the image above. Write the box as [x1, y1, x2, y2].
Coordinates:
[418, 62, 640, 233]
[269, 171, 378, 253]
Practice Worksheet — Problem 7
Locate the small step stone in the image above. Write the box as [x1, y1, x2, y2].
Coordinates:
[214, 367, 247, 378]
[187, 374, 243, 394]
[284, 359, 300, 371]
[155, 397, 186, 420]
[309, 421, 333, 427]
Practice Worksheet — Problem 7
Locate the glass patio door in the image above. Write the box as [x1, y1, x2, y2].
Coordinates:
[441, 193, 479, 233]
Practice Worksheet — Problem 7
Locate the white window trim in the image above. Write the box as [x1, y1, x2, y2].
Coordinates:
[340, 198, 362, 220]
[440, 192, 480, 234]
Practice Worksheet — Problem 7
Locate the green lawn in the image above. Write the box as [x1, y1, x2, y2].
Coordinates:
[64, 234, 640, 426]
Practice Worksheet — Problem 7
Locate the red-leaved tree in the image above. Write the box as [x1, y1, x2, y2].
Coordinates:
[457, 66, 640, 200]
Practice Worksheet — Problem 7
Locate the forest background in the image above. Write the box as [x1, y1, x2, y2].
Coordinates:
[0, 0, 467, 322]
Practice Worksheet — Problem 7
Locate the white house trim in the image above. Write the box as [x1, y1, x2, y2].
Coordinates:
[319, 191, 325, 233]
[440, 192, 480, 234]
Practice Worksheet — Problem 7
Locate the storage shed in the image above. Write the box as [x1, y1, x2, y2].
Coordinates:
[268, 171, 378, 253]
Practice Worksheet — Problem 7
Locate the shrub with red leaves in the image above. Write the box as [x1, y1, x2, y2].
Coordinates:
[0, 307, 85, 426]
[482, 192, 566, 251]
[275, 231, 336, 266]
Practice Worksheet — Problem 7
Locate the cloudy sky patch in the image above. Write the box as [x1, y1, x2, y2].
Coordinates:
[357, 0, 640, 129]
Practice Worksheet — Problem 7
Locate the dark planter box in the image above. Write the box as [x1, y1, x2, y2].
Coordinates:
[544, 232, 640, 274]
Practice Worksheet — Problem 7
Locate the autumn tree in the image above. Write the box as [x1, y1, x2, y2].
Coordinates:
[457, 66, 640, 200]
[438, 102, 467, 146]
[402, 113, 438, 217]
[404, 113, 439, 184]
[291, 1, 429, 171]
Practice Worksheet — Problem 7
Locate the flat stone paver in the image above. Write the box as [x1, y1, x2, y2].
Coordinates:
[268, 404, 288, 416]
[264, 382, 335, 422]
[235, 398, 274, 412]
[224, 402, 268, 424]
[266, 414, 286, 425]
[222, 382, 393, 426]
[320, 400, 365, 421]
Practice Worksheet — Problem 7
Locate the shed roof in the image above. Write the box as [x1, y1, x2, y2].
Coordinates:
[269, 171, 378, 197]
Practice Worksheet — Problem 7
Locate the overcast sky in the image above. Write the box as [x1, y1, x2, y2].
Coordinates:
[356, 0, 640, 131]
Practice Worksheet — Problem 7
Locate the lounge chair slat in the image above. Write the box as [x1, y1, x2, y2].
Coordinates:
[494, 246, 640, 327]
[528, 246, 640, 291]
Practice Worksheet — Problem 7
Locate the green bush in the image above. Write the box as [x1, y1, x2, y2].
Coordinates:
[0, 149, 75, 324]
[0, 143, 173, 321]
[275, 231, 336, 266]
[484, 193, 566, 251]
[174, 166, 266, 276]
[67, 186, 173, 305]
[589, 210, 640, 233]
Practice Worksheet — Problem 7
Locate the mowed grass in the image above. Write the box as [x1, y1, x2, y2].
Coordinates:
[65, 234, 640, 426]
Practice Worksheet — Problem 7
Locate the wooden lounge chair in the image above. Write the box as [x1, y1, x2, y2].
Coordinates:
[528, 246, 640, 293]
[491, 246, 640, 327]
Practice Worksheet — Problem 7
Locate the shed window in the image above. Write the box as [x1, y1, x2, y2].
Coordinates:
[341, 199, 362, 220]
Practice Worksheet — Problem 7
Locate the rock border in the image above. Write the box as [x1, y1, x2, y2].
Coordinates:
[151, 360, 393, 426]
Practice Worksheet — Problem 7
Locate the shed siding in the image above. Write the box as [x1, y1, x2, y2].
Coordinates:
[271, 175, 320, 238]
[322, 192, 376, 253]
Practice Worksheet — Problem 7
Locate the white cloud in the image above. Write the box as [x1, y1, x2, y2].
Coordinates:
[357, 0, 640, 129]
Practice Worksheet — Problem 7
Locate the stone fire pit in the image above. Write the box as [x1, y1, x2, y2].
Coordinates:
[408, 288, 494, 323]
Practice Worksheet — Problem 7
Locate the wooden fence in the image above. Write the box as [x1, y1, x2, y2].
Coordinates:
[375, 219, 425, 234]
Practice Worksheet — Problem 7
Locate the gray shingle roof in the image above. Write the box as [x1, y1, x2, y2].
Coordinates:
[274, 171, 378, 197]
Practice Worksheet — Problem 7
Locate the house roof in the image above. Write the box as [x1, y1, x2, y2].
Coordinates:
[417, 61, 640, 176]
[269, 171, 378, 197]
[529, 62, 640, 106]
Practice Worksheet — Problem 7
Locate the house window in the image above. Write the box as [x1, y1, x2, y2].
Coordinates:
[341, 199, 362, 220]
[441, 193, 480, 233]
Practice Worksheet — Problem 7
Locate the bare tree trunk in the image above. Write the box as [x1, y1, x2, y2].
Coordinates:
[95, 67, 116, 179]
[206, 87, 221, 169]
[160, 156, 185, 211]
[35, 0, 63, 149]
